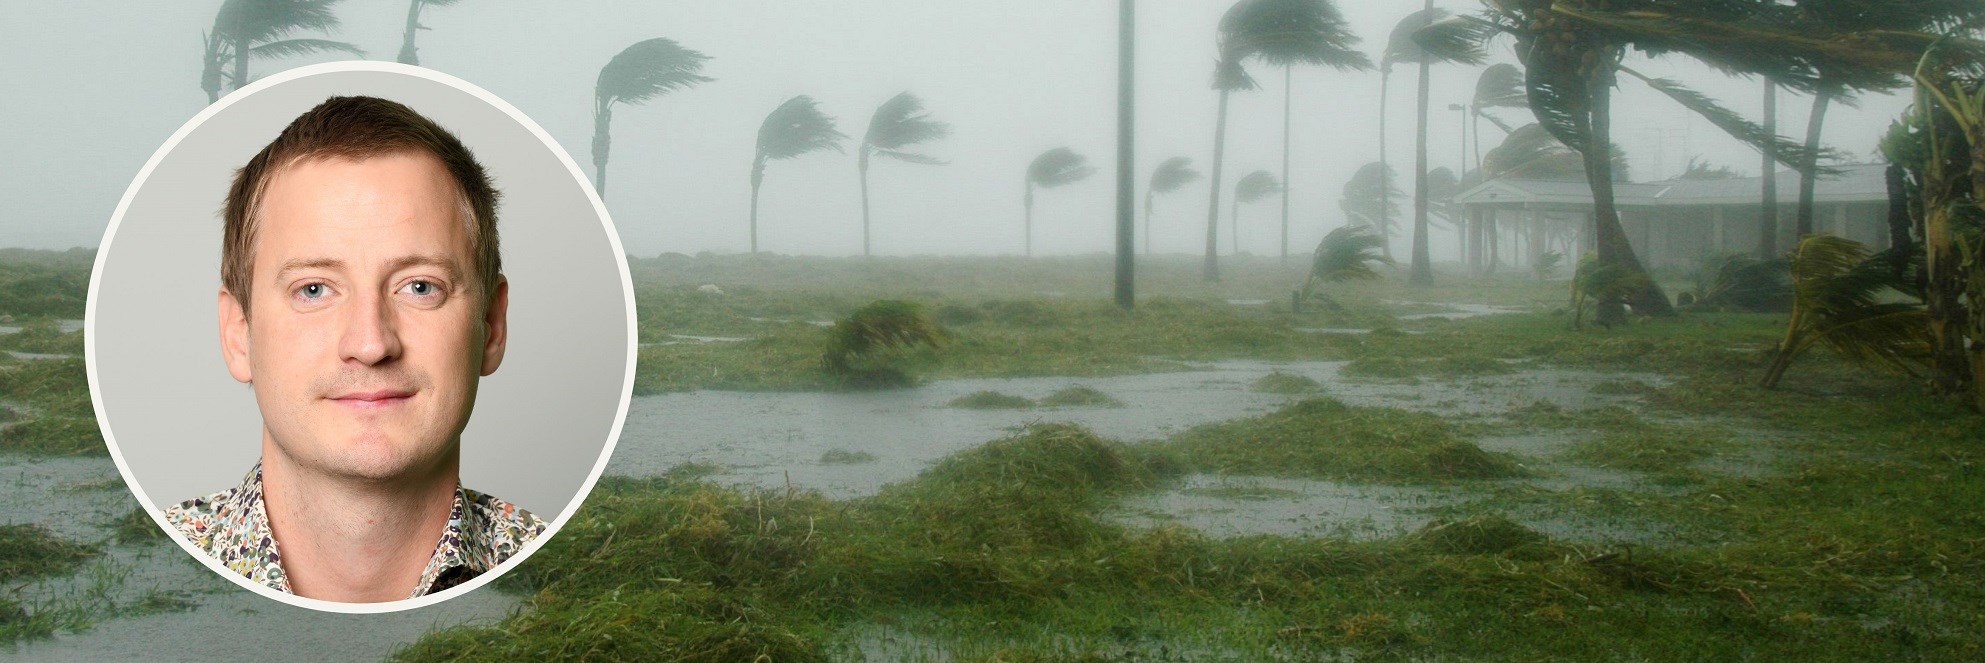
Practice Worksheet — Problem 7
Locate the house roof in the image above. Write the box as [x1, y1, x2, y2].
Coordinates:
[1453, 163, 1888, 208]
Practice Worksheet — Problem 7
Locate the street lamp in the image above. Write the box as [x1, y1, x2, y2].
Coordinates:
[1447, 103, 1469, 181]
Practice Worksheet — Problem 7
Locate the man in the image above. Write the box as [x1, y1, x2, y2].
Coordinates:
[166, 96, 543, 603]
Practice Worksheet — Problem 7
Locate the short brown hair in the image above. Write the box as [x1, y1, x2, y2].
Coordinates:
[222, 95, 500, 318]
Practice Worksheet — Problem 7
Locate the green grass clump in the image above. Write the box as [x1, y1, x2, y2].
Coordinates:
[107, 506, 167, 545]
[1563, 429, 1720, 474]
[390, 584, 822, 662]
[1182, 483, 1302, 501]
[1038, 385, 1124, 408]
[819, 449, 877, 465]
[947, 391, 1035, 409]
[1, 416, 104, 456]
[1406, 516, 1551, 557]
[0, 320, 81, 355]
[0, 524, 98, 583]
[1432, 355, 1515, 376]
[1158, 398, 1525, 482]
[1251, 371, 1323, 394]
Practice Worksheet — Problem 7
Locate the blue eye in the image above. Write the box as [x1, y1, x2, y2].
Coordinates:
[298, 283, 326, 299]
[401, 280, 442, 298]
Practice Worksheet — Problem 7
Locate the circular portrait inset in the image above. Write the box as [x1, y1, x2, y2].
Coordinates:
[87, 62, 632, 612]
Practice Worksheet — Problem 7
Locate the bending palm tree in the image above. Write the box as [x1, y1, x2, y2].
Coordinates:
[1203, 0, 1370, 281]
[1340, 162, 1402, 240]
[1297, 225, 1392, 312]
[396, 0, 463, 66]
[1145, 157, 1202, 255]
[1760, 235, 1928, 388]
[1390, 2, 1456, 285]
[858, 92, 950, 257]
[201, 0, 363, 103]
[1470, 63, 1528, 167]
[1231, 170, 1283, 255]
[1024, 147, 1095, 257]
[751, 95, 845, 254]
[591, 38, 712, 198]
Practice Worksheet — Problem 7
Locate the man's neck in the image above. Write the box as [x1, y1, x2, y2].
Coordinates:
[258, 435, 459, 603]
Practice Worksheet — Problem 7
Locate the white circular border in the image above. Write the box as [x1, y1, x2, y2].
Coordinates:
[83, 61, 636, 614]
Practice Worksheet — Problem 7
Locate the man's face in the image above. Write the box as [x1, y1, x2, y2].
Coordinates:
[218, 151, 507, 483]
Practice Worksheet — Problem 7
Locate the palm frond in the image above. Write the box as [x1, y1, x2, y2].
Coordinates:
[864, 92, 950, 158]
[1533, 250, 1564, 280]
[1689, 253, 1792, 312]
[872, 150, 947, 166]
[1222, 0, 1373, 71]
[1763, 234, 1930, 385]
[249, 37, 362, 59]
[757, 95, 845, 162]
[596, 37, 713, 110]
[1385, 7, 1452, 66]
[1235, 170, 1283, 204]
[1339, 161, 1402, 231]
[1617, 66, 1838, 175]
[1472, 63, 1527, 109]
[215, 0, 350, 44]
[1676, 156, 1744, 180]
[1300, 225, 1392, 304]
[1028, 147, 1094, 189]
[1150, 156, 1202, 194]
[1412, 14, 1499, 67]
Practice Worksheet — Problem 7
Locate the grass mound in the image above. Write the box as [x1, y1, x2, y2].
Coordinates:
[1562, 428, 1719, 474]
[1158, 398, 1525, 482]
[1407, 516, 1550, 556]
[947, 391, 1035, 409]
[1039, 385, 1124, 408]
[108, 506, 167, 545]
[0, 524, 98, 583]
[818, 448, 877, 464]
[390, 584, 822, 662]
[1252, 371, 1323, 394]
[1, 416, 104, 456]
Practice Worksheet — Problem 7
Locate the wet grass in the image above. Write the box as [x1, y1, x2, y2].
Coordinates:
[947, 391, 1034, 409]
[1157, 398, 1527, 482]
[0, 357, 102, 456]
[1251, 370, 1323, 394]
[1039, 385, 1124, 408]
[106, 506, 168, 545]
[819, 449, 877, 465]
[0, 524, 98, 584]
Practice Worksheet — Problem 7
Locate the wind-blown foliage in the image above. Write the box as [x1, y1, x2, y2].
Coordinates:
[823, 300, 948, 389]
[1144, 157, 1202, 255]
[1685, 254, 1792, 312]
[1569, 252, 1651, 330]
[1231, 170, 1283, 254]
[201, 0, 363, 103]
[1203, 0, 1371, 281]
[396, 0, 464, 66]
[751, 95, 845, 254]
[1340, 162, 1403, 238]
[858, 92, 950, 256]
[1471, 62, 1528, 134]
[1023, 147, 1095, 257]
[1677, 157, 1743, 180]
[1479, 124, 1628, 181]
[1297, 225, 1392, 312]
[1533, 250, 1564, 280]
[591, 37, 712, 197]
[1387, 5, 1464, 284]
[1760, 235, 1930, 388]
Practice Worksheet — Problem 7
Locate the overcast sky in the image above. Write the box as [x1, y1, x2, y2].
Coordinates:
[0, 1, 1910, 257]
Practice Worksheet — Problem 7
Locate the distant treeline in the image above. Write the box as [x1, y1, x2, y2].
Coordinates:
[0, 248, 94, 320]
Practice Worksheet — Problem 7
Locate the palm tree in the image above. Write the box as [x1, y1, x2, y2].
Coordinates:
[1340, 162, 1402, 239]
[751, 95, 845, 254]
[591, 38, 712, 198]
[1470, 63, 1528, 166]
[1296, 225, 1392, 312]
[201, 0, 363, 103]
[1389, 2, 1457, 285]
[396, 0, 462, 66]
[859, 92, 950, 257]
[1759, 235, 1928, 388]
[1760, 79, 1781, 258]
[1203, 0, 1371, 281]
[1024, 147, 1095, 257]
[1145, 157, 1202, 255]
[1231, 170, 1283, 255]
[1377, 7, 1447, 264]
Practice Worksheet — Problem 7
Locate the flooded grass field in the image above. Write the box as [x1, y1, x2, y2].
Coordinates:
[5, 253, 1984, 660]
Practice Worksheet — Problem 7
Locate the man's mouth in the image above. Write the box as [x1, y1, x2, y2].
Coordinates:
[327, 389, 416, 410]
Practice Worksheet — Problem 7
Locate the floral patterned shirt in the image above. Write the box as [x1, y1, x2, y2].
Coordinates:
[164, 463, 545, 600]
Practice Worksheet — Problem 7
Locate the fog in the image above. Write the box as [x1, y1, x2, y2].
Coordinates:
[0, 0, 1912, 257]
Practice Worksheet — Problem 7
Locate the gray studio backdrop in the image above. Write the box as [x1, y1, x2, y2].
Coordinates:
[92, 68, 629, 518]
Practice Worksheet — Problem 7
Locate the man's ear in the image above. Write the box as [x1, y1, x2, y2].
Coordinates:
[480, 276, 509, 377]
[218, 289, 253, 384]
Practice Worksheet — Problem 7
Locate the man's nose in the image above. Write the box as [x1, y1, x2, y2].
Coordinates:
[339, 289, 402, 366]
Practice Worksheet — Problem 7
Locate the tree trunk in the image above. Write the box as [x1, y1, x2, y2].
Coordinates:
[592, 106, 613, 197]
[1025, 180, 1035, 258]
[1759, 79, 1779, 258]
[1794, 89, 1833, 239]
[1115, 0, 1136, 311]
[1230, 196, 1240, 256]
[1281, 65, 1293, 266]
[1885, 163, 1913, 279]
[232, 35, 249, 93]
[1468, 207, 1484, 274]
[1378, 68, 1393, 261]
[1144, 191, 1154, 256]
[1487, 210, 1499, 273]
[1410, 39, 1433, 285]
[1587, 60, 1674, 325]
[1203, 89, 1231, 282]
[750, 161, 765, 254]
[859, 149, 873, 257]
[398, 0, 424, 65]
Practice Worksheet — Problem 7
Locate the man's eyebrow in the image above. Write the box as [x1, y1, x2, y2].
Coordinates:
[384, 254, 464, 283]
[274, 258, 344, 283]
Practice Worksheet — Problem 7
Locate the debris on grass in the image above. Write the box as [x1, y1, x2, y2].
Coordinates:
[0, 524, 99, 583]
[1252, 371, 1323, 394]
[947, 391, 1035, 409]
[819, 449, 877, 465]
[1039, 385, 1124, 408]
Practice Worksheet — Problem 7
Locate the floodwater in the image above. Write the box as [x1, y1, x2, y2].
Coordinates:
[0, 320, 84, 335]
